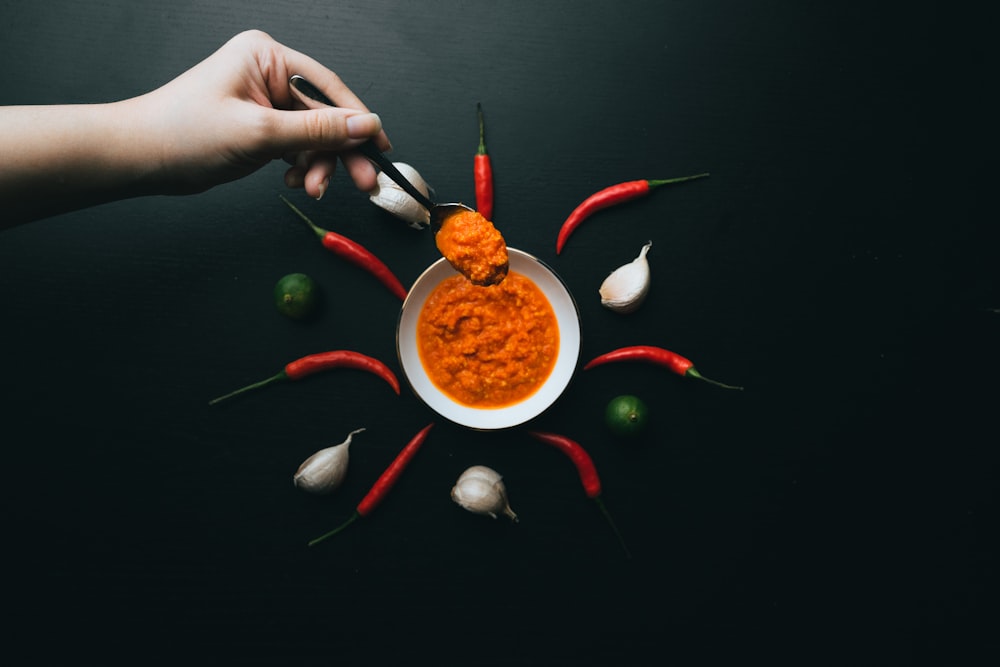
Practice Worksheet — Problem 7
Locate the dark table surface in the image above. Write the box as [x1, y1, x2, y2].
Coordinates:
[1, 1, 993, 665]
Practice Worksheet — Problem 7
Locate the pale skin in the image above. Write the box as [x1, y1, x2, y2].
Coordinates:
[0, 30, 391, 228]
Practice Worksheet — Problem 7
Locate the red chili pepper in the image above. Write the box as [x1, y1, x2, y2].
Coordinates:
[583, 345, 743, 391]
[474, 102, 494, 220]
[528, 430, 602, 497]
[280, 195, 408, 301]
[527, 430, 630, 558]
[208, 350, 400, 405]
[555, 173, 709, 254]
[309, 422, 435, 546]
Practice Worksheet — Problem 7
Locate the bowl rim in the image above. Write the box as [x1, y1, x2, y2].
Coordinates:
[396, 247, 581, 430]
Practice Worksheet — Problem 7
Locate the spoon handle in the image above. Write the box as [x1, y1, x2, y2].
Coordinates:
[288, 75, 437, 211]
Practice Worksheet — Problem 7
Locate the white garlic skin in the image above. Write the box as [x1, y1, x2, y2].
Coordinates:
[369, 162, 431, 229]
[599, 241, 652, 314]
[450, 465, 518, 522]
[293, 428, 365, 494]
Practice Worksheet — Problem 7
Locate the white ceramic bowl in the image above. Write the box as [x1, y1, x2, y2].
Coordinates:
[397, 248, 581, 430]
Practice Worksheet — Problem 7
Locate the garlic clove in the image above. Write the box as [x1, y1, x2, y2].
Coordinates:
[456, 465, 503, 485]
[450, 465, 518, 522]
[369, 162, 431, 229]
[599, 241, 652, 314]
[293, 428, 365, 494]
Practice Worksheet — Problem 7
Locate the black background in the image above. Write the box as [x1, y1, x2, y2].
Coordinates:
[1, 1, 994, 665]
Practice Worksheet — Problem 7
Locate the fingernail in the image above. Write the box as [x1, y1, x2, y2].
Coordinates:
[315, 178, 329, 201]
[346, 113, 381, 139]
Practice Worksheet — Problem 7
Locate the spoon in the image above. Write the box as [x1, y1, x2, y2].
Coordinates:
[287, 75, 471, 233]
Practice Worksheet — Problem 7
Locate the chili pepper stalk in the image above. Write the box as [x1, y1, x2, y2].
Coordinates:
[555, 173, 709, 254]
[527, 430, 631, 558]
[309, 423, 435, 546]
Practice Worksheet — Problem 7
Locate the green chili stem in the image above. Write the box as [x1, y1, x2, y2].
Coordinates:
[308, 512, 361, 547]
[477, 102, 487, 156]
[208, 372, 287, 405]
[593, 496, 631, 559]
[647, 173, 710, 189]
[280, 194, 327, 239]
[686, 368, 744, 391]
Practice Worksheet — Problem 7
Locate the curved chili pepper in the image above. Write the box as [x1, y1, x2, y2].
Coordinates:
[309, 422, 435, 546]
[527, 430, 630, 558]
[280, 195, 408, 301]
[208, 350, 400, 405]
[474, 102, 494, 220]
[528, 430, 602, 498]
[555, 173, 709, 254]
[583, 345, 743, 391]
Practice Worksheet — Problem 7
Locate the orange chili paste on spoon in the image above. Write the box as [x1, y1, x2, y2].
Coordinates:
[435, 209, 509, 286]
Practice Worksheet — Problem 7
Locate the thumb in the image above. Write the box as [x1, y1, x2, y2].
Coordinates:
[261, 107, 382, 153]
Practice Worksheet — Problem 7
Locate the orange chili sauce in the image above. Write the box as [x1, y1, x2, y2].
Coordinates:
[435, 209, 509, 286]
[417, 271, 559, 408]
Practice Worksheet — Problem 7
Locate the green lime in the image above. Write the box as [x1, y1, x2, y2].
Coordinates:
[604, 394, 649, 438]
[274, 272, 320, 320]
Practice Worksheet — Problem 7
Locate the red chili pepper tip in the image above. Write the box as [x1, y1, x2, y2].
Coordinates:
[283, 350, 401, 395]
[555, 173, 709, 254]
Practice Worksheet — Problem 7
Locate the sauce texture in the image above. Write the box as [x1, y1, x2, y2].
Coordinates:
[417, 271, 559, 408]
[435, 209, 509, 286]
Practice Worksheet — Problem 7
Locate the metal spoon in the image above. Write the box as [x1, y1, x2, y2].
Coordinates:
[287, 75, 471, 233]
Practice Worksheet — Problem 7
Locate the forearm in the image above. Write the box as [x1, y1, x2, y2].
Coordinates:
[1, 100, 159, 227]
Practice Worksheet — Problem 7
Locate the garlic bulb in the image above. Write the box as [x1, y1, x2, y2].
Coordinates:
[450, 465, 518, 522]
[369, 162, 431, 229]
[599, 241, 652, 314]
[293, 428, 365, 494]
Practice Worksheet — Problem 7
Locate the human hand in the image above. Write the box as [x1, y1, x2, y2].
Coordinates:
[1, 30, 389, 227]
[135, 29, 390, 199]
